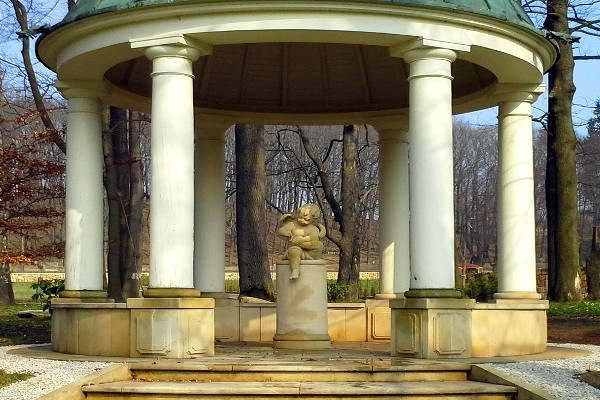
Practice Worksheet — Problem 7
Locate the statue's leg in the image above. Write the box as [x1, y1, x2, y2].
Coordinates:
[287, 247, 302, 279]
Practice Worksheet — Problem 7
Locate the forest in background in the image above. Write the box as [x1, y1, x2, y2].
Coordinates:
[3, 104, 600, 275]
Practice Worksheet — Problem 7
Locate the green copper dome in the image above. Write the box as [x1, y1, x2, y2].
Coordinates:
[61, 0, 535, 28]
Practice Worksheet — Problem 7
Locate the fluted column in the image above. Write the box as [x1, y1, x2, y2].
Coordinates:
[375, 122, 410, 297]
[403, 47, 459, 297]
[495, 85, 544, 300]
[194, 117, 228, 296]
[143, 44, 202, 297]
[56, 80, 106, 298]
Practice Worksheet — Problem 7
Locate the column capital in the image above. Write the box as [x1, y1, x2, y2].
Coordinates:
[378, 131, 409, 144]
[494, 83, 546, 104]
[131, 33, 212, 60]
[56, 80, 104, 99]
[402, 47, 457, 64]
[389, 38, 469, 61]
[194, 112, 234, 139]
[144, 45, 204, 63]
[370, 112, 409, 134]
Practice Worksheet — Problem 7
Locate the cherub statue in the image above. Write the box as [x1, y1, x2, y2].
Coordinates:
[278, 203, 326, 279]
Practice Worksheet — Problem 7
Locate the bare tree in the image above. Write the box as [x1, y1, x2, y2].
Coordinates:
[104, 107, 146, 301]
[543, 0, 586, 300]
[270, 125, 375, 298]
[0, 95, 65, 303]
[453, 121, 498, 265]
[8, 0, 66, 154]
[235, 124, 275, 301]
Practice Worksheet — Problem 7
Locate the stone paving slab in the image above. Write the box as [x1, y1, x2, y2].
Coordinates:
[9, 341, 590, 365]
[81, 380, 517, 396]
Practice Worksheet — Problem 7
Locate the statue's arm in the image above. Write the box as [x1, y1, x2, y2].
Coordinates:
[317, 223, 326, 238]
[278, 221, 294, 237]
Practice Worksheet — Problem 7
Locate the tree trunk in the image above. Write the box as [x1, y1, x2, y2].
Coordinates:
[544, 0, 584, 301]
[104, 107, 142, 300]
[587, 227, 600, 300]
[114, 108, 132, 300]
[104, 107, 125, 301]
[546, 128, 558, 296]
[0, 262, 15, 305]
[122, 112, 143, 299]
[337, 125, 360, 291]
[235, 124, 275, 301]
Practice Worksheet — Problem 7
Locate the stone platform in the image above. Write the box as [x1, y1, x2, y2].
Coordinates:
[21, 342, 581, 400]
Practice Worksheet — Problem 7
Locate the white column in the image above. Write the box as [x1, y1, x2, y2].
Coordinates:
[404, 48, 458, 295]
[495, 85, 544, 300]
[376, 124, 410, 297]
[56, 81, 105, 296]
[194, 119, 228, 295]
[145, 45, 201, 294]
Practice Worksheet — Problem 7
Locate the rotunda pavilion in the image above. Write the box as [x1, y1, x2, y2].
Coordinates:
[37, 0, 556, 359]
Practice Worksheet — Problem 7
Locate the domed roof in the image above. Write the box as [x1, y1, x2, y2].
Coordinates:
[62, 0, 535, 29]
[38, 0, 554, 121]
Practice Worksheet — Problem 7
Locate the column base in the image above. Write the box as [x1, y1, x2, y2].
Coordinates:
[143, 287, 201, 298]
[59, 290, 108, 299]
[404, 288, 462, 298]
[273, 333, 332, 350]
[494, 291, 542, 300]
[374, 292, 404, 300]
[201, 292, 236, 299]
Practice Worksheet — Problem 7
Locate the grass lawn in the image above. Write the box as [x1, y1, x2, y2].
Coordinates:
[548, 300, 600, 317]
[0, 369, 33, 389]
[0, 302, 51, 346]
[12, 282, 37, 302]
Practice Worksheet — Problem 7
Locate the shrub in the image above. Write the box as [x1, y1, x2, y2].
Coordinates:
[360, 280, 379, 298]
[327, 282, 348, 302]
[31, 278, 64, 312]
[461, 272, 498, 302]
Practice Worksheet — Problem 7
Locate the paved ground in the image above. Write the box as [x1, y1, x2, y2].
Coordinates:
[8, 340, 590, 365]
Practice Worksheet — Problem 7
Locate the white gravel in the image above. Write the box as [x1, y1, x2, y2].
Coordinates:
[0, 345, 113, 400]
[485, 343, 600, 400]
[0, 343, 599, 399]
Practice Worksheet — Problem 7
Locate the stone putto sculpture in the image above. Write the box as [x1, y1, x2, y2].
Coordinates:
[278, 203, 326, 279]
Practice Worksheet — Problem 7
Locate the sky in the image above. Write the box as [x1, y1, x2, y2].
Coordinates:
[462, 59, 600, 137]
[462, 23, 600, 138]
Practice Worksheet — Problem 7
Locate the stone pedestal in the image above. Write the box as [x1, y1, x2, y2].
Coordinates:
[51, 297, 215, 358]
[273, 260, 331, 349]
[128, 297, 215, 358]
[391, 297, 473, 359]
[51, 298, 129, 357]
[390, 297, 549, 358]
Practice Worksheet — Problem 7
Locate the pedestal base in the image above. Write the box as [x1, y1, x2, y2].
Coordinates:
[51, 297, 215, 358]
[128, 297, 215, 358]
[274, 260, 331, 350]
[390, 297, 548, 358]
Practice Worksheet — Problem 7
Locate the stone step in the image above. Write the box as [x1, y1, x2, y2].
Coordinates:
[82, 380, 517, 399]
[128, 361, 473, 383]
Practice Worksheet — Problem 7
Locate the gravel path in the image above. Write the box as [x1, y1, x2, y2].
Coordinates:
[485, 344, 600, 400]
[0, 345, 112, 400]
[0, 343, 599, 399]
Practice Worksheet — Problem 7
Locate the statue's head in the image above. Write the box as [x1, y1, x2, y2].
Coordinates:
[297, 203, 321, 225]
